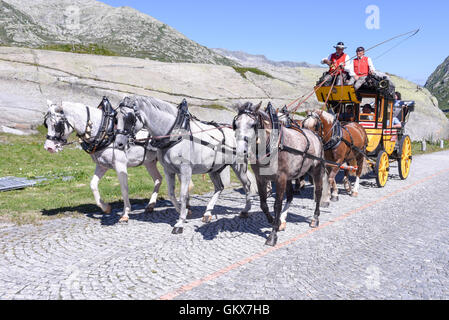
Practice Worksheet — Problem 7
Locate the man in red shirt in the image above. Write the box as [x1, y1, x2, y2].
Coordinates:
[320, 42, 351, 86]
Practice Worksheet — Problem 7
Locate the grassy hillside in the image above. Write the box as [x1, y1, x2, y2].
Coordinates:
[425, 55, 449, 110]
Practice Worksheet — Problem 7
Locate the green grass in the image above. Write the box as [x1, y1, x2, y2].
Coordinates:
[292, 111, 307, 118]
[38, 43, 118, 57]
[232, 67, 274, 80]
[411, 140, 449, 155]
[0, 126, 240, 225]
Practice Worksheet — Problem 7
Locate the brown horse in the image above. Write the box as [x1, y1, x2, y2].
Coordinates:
[303, 109, 368, 200]
[234, 102, 330, 246]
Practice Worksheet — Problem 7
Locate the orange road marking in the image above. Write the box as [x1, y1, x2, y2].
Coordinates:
[158, 167, 449, 300]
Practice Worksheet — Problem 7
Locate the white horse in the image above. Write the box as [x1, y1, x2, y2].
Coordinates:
[114, 96, 252, 234]
[43, 100, 163, 223]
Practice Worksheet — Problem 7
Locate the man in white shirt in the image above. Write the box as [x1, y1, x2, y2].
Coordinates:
[347, 47, 376, 90]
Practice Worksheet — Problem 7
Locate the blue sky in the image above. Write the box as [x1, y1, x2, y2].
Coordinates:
[102, 0, 449, 85]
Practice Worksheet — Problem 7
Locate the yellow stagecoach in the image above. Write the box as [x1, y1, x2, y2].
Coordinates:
[315, 80, 414, 187]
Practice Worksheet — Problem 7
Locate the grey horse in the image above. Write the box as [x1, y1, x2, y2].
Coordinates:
[44, 100, 163, 222]
[114, 96, 252, 234]
[233, 102, 330, 246]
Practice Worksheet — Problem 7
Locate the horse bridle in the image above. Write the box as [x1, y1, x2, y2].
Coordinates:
[303, 112, 324, 135]
[232, 110, 263, 142]
[43, 111, 72, 145]
[116, 101, 144, 143]
[303, 111, 341, 146]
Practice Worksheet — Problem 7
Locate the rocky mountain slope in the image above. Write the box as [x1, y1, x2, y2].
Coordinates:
[1, 46, 448, 141]
[0, 0, 447, 141]
[212, 48, 321, 69]
[0, 0, 235, 65]
[425, 55, 449, 110]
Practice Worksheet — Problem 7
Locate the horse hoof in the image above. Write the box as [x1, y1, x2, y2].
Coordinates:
[172, 227, 183, 234]
[351, 192, 359, 198]
[265, 234, 278, 247]
[202, 215, 212, 224]
[239, 212, 249, 219]
[103, 204, 112, 214]
[279, 222, 287, 232]
[144, 206, 154, 214]
[331, 196, 339, 202]
[310, 219, 320, 229]
[321, 202, 330, 208]
[119, 216, 129, 223]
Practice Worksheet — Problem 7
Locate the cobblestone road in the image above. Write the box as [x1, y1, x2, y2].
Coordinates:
[1, 151, 448, 300]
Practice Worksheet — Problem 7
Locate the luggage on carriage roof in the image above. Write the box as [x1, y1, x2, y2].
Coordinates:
[361, 74, 396, 99]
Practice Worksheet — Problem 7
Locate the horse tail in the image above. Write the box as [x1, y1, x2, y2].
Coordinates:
[361, 157, 370, 177]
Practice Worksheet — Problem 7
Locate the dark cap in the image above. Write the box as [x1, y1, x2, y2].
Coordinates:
[356, 47, 365, 52]
[334, 42, 347, 49]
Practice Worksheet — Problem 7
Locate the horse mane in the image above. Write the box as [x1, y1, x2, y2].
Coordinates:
[258, 110, 270, 121]
[119, 96, 178, 116]
[136, 96, 177, 115]
[319, 109, 335, 124]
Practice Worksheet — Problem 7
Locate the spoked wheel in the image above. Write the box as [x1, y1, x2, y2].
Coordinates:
[375, 151, 389, 188]
[398, 135, 412, 180]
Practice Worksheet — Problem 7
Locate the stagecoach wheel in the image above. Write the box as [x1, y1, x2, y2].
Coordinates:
[398, 135, 412, 180]
[375, 151, 389, 188]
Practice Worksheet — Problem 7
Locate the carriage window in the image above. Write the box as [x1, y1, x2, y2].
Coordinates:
[385, 102, 392, 128]
[359, 97, 376, 121]
[338, 104, 355, 122]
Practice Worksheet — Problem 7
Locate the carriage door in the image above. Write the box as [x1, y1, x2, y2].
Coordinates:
[383, 100, 395, 155]
[359, 95, 381, 153]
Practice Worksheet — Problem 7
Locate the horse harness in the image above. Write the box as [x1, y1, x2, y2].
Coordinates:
[80, 97, 117, 154]
[234, 103, 318, 170]
[234, 105, 355, 171]
[303, 112, 370, 162]
[120, 99, 236, 173]
[44, 97, 117, 154]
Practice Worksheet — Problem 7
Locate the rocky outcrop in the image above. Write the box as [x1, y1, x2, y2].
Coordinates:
[425, 55, 449, 111]
[0, 46, 448, 141]
[0, 46, 323, 133]
[0, 0, 235, 65]
[212, 48, 322, 69]
[392, 75, 449, 141]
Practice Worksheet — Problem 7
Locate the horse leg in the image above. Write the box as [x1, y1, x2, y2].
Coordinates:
[293, 178, 305, 193]
[329, 167, 339, 202]
[143, 159, 162, 213]
[352, 156, 364, 198]
[178, 175, 193, 216]
[231, 163, 252, 218]
[165, 170, 181, 214]
[172, 166, 192, 234]
[256, 176, 272, 224]
[266, 173, 287, 247]
[115, 162, 131, 223]
[279, 181, 294, 232]
[343, 169, 352, 194]
[310, 165, 324, 228]
[202, 171, 224, 224]
[320, 168, 331, 208]
[90, 165, 111, 214]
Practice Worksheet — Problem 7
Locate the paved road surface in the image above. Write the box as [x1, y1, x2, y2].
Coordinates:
[1, 150, 448, 300]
